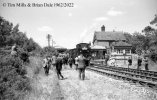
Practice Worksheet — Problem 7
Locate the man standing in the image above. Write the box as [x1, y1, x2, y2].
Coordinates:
[43, 56, 49, 75]
[77, 54, 86, 80]
[51, 55, 56, 69]
[143, 57, 149, 71]
[105, 54, 109, 66]
[56, 56, 64, 80]
[137, 56, 142, 70]
[75, 56, 78, 70]
[128, 56, 132, 69]
[68, 57, 73, 68]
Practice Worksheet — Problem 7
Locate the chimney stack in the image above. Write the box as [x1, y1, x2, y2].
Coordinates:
[101, 25, 105, 32]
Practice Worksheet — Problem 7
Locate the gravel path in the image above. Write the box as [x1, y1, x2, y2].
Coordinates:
[59, 68, 157, 100]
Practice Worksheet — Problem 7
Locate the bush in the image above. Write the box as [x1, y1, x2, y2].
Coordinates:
[150, 53, 157, 62]
[0, 53, 31, 100]
[0, 16, 41, 100]
[17, 48, 30, 63]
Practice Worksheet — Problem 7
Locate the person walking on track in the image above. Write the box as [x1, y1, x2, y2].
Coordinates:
[77, 54, 86, 80]
[56, 56, 64, 80]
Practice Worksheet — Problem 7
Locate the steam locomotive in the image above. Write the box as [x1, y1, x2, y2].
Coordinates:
[68, 43, 91, 58]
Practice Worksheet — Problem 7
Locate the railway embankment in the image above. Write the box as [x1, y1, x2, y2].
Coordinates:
[24, 56, 63, 100]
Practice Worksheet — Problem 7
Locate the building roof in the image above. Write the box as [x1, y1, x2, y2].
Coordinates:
[54, 45, 67, 50]
[93, 31, 126, 41]
[91, 45, 106, 50]
[111, 41, 132, 47]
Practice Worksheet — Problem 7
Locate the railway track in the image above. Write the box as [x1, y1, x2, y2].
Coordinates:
[93, 65, 157, 82]
[90, 62, 157, 77]
[87, 64, 157, 89]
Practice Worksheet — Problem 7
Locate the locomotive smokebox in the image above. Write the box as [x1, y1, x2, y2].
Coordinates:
[76, 43, 91, 58]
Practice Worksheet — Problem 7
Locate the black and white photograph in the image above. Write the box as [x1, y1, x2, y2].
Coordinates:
[0, 0, 157, 100]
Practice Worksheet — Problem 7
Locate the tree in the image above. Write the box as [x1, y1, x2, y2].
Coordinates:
[142, 14, 157, 61]
[149, 15, 157, 47]
[0, 16, 13, 47]
[0, 16, 32, 100]
[132, 32, 145, 54]
[150, 14, 157, 26]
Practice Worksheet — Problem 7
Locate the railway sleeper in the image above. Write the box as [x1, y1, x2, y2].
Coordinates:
[147, 83, 157, 89]
[126, 78, 132, 81]
[140, 75, 145, 79]
[152, 78, 157, 81]
[122, 76, 127, 80]
[131, 79, 139, 83]
[139, 81, 147, 86]
[117, 76, 121, 79]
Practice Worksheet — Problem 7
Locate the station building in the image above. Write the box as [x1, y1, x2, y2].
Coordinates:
[92, 25, 132, 59]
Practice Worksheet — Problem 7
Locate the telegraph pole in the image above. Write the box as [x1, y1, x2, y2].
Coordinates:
[47, 34, 51, 47]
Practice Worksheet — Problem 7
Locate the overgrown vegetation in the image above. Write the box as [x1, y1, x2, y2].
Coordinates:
[124, 14, 157, 62]
[0, 16, 43, 100]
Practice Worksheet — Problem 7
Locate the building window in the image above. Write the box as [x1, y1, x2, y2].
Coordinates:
[119, 49, 123, 53]
[125, 49, 130, 54]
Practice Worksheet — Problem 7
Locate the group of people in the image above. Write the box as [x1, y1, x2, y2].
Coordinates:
[43, 55, 64, 79]
[43, 53, 90, 80]
[127, 56, 149, 71]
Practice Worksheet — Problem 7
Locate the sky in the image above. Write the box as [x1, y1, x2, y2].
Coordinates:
[0, 0, 157, 49]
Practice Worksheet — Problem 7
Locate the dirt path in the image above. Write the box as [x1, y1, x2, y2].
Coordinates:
[25, 69, 63, 100]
